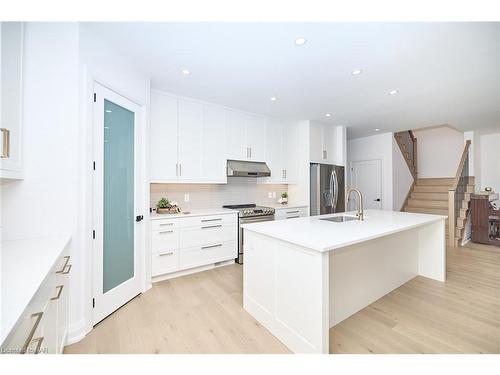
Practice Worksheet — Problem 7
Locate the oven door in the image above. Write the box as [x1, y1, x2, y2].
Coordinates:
[238, 215, 275, 264]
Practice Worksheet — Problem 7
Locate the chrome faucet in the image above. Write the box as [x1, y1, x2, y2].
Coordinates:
[346, 187, 364, 221]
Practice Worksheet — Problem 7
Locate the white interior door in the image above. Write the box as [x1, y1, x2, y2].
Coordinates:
[92, 83, 143, 325]
[350, 159, 382, 210]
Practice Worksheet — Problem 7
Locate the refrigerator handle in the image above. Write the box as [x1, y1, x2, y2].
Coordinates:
[329, 170, 334, 213]
[333, 169, 339, 213]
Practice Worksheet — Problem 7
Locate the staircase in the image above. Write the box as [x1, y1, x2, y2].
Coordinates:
[395, 132, 474, 247]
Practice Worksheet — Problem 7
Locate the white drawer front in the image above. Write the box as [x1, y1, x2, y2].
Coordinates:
[180, 241, 236, 270]
[151, 218, 178, 231]
[152, 228, 179, 253]
[179, 214, 237, 228]
[179, 224, 236, 248]
[275, 207, 308, 220]
[152, 249, 180, 277]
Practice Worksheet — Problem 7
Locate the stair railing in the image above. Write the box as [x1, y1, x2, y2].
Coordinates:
[448, 140, 472, 247]
[394, 130, 417, 179]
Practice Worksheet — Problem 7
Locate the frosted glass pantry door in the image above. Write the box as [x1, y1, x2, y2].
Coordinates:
[92, 83, 143, 325]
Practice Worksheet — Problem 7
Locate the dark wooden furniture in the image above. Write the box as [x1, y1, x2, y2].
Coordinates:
[471, 194, 500, 246]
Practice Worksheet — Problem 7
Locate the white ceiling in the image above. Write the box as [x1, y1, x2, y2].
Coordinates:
[86, 22, 500, 138]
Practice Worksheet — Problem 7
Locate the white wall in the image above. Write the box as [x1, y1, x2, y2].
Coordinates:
[478, 131, 500, 193]
[347, 133, 394, 211]
[392, 137, 415, 210]
[413, 126, 464, 178]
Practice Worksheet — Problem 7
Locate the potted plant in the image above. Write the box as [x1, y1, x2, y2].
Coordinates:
[156, 197, 181, 214]
[278, 192, 288, 205]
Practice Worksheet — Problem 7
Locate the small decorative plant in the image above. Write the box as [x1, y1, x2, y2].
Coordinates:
[278, 192, 288, 204]
[156, 197, 180, 214]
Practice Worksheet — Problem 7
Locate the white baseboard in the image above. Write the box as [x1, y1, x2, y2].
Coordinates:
[65, 319, 87, 346]
[152, 259, 235, 283]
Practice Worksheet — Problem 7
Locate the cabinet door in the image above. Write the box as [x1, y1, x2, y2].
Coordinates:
[283, 122, 298, 183]
[177, 99, 203, 181]
[150, 92, 178, 181]
[225, 110, 247, 160]
[1, 22, 23, 177]
[323, 124, 338, 164]
[202, 104, 226, 182]
[263, 120, 284, 182]
[309, 122, 324, 162]
[246, 114, 266, 161]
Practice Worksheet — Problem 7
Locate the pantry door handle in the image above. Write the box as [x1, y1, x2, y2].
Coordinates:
[51, 285, 64, 301]
[1, 128, 10, 158]
[201, 243, 222, 250]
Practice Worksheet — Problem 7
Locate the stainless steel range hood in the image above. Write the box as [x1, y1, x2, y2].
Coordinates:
[226, 160, 271, 177]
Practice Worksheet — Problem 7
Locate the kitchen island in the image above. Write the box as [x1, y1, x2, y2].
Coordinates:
[241, 209, 446, 354]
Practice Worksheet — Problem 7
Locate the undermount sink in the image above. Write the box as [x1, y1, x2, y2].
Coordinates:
[320, 215, 359, 223]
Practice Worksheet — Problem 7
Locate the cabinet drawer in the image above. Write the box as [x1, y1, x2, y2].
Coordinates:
[179, 223, 236, 248]
[275, 207, 308, 220]
[180, 241, 236, 270]
[152, 228, 179, 253]
[151, 218, 178, 231]
[152, 249, 180, 277]
[179, 214, 237, 228]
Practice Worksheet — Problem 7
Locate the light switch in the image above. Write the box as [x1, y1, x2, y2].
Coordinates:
[272, 192, 276, 199]
[268, 192, 273, 198]
[184, 194, 190, 202]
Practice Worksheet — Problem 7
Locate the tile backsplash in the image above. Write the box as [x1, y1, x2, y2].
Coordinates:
[150, 178, 288, 212]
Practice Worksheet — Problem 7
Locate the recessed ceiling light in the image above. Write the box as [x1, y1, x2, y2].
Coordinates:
[389, 90, 399, 95]
[375, 128, 380, 131]
[270, 96, 277, 102]
[295, 37, 306, 46]
[180, 68, 191, 75]
[351, 69, 363, 76]
[325, 113, 331, 117]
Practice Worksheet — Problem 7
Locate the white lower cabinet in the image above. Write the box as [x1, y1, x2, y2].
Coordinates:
[151, 213, 238, 278]
[274, 206, 309, 220]
[1, 247, 71, 354]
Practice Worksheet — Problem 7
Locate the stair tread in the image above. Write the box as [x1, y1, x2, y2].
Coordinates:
[407, 199, 448, 208]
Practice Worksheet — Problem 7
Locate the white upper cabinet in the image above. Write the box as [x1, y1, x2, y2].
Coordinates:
[177, 98, 203, 181]
[309, 121, 345, 165]
[150, 92, 227, 183]
[201, 104, 226, 183]
[225, 110, 247, 160]
[226, 110, 267, 162]
[245, 114, 266, 161]
[1, 22, 24, 179]
[259, 120, 298, 184]
[150, 91, 178, 182]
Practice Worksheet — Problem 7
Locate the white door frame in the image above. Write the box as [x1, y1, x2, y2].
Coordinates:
[349, 158, 383, 210]
[91, 82, 147, 325]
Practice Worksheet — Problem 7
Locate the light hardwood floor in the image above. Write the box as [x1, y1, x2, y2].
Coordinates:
[65, 242, 500, 354]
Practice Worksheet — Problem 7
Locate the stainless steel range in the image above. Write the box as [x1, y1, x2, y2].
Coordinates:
[222, 204, 275, 264]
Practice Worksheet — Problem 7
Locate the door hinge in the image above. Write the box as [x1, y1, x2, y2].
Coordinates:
[92, 230, 95, 239]
[92, 298, 95, 308]
[93, 93, 96, 103]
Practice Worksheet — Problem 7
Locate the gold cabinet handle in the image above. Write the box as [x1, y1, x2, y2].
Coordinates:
[62, 264, 72, 275]
[31, 337, 44, 354]
[1, 128, 10, 159]
[21, 312, 43, 354]
[56, 256, 70, 274]
[51, 285, 64, 301]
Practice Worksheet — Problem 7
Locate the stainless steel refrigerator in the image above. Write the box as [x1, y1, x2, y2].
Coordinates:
[310, 163, 345, 215]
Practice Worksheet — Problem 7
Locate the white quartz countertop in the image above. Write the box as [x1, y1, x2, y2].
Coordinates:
[149, 208, 237, 220]
[262, 204, 309, 210]
[241, 209, 446, 252]
[1, 235, 71, 343]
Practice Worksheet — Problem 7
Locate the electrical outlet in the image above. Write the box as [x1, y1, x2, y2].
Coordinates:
[268, 192, 273, 198]
[184, 193, 190, 202]
[272, 192, 277, 199]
